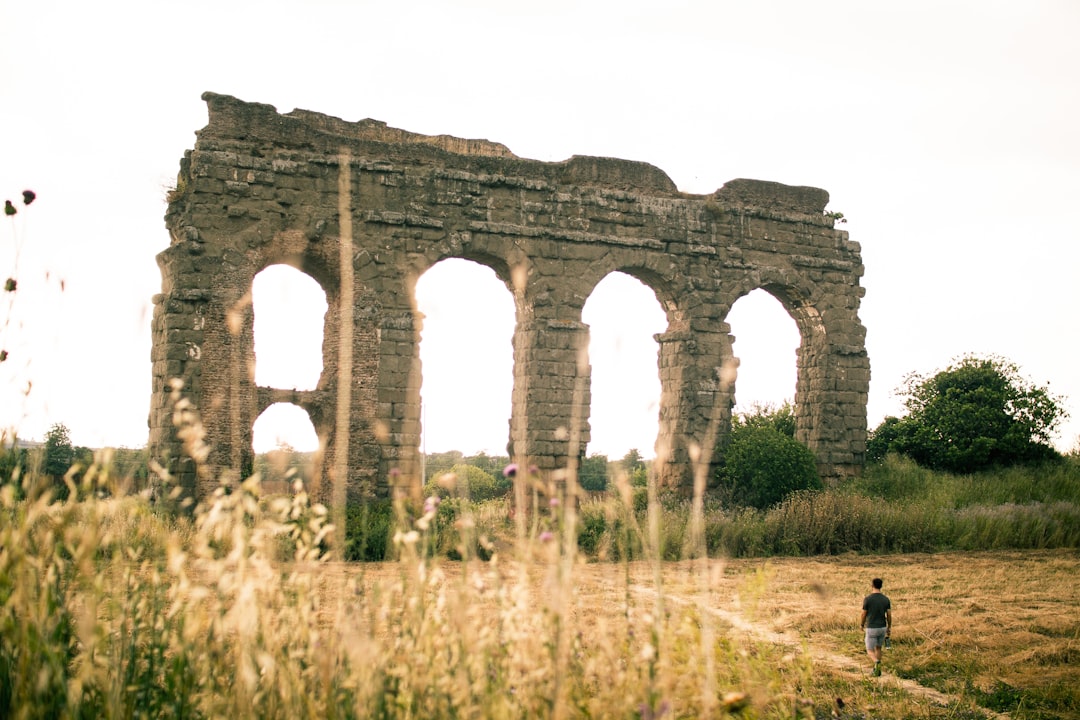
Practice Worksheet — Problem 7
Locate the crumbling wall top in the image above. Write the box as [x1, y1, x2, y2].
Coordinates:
[192, 92, 832, 217]
[715, 178, 830, 215]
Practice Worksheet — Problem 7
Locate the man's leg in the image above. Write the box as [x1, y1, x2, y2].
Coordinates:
[865, 629, 884, 674]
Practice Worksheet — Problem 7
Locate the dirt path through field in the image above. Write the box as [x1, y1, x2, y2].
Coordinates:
[622, 574, 1015, 720]
[630, 584, 1011, 719]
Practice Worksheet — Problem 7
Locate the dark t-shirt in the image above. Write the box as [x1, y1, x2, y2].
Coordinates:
[863, 592, 891, 628]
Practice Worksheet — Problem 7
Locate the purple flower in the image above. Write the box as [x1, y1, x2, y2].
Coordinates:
[549, 497, 560, 508]
[389, 467, 401, 477]
[539, 531, 554, 543]
[503, 463, 518, 478]
[424, 495, 441, 514]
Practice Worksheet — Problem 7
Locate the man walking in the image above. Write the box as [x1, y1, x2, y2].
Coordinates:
[860, 577, 892, 676]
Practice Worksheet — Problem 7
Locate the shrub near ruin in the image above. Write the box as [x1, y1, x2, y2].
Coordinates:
[718, 423, 822, 510]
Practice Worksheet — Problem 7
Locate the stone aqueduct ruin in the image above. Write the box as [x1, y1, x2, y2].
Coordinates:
[151, 92, 870, 505]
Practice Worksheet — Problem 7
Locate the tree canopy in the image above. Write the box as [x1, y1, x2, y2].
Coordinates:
[867, 354, 1067, 472]
[43, 423, 75, 478]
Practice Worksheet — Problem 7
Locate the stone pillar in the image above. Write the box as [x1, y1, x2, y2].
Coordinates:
[654, 326, 734, 490]
[509, 319, 592, 476]
[796, 340, 870, 482]
[376, 308, 423, 499]
[198, 281, 257, 499]
[310, 291, 386, 507]
[148, 284, 210, 502]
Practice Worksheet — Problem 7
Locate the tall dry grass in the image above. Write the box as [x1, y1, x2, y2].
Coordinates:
[3, 438, 1078, 718]
[1, 456, 809, 719]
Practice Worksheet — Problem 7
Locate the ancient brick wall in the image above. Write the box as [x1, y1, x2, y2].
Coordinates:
[151, 92, 869, 505]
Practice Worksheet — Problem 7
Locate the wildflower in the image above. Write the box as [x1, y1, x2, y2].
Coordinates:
[529, 465, 539, 475]
[3, 200, 15, 216]
[539, 530, 554, 543]
[22, 190, 36, 205]
[503, 463, 518, 478]
[549, 497, 560, 508]
[389, 467, 401, 478]
[424, 495, 441, 514]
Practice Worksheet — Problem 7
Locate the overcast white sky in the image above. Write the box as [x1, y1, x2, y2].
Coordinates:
[2, 1, 1078, 459]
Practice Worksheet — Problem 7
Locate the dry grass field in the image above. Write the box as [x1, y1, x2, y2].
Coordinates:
[311, 549, 1079, 719]
[3, 469, 1078, 718]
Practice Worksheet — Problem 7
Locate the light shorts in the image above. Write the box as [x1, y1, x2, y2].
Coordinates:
[865, 626, 888, 651]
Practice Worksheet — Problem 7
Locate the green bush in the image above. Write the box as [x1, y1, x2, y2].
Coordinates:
[424, 463, 510, 502]
[718, 424, 821, 509]
[344, 499, 394, 561]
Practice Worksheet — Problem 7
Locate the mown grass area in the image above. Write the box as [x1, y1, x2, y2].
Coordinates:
[2, 452, 1078, 718]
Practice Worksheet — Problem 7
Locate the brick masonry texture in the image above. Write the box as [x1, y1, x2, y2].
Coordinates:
[151, 92, 870, 506]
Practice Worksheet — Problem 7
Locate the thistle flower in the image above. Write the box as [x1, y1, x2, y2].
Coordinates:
[502, 463, 518, 478]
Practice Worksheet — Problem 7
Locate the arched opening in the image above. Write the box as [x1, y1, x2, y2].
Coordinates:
[726, 288, 801, 417]
[582, 272, 667, 464]
[415, 258, 515, 462]
[252, 402, 320, 493]
[252, 264, 328, 390]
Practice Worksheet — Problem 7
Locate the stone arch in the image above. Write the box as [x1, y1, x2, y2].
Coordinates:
[581, 270, 667, 462]
[252, 402, 321, 493]
[721, 269, 866, 478]
[152, 92, 868, 512]
[724, 288, 801, 415]
[413, 257, 516, 458]
[251, 263, 328, 390]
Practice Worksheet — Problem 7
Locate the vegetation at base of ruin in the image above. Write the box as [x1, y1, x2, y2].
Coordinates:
[715, 403, 821, 510]
[867, 354, 1069, 473]
[3, 453, 1079, 719]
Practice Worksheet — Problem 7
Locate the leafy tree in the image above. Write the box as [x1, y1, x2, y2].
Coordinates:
[620, 448, 644, 473]
[868, 354, 1067, 473]
[619, 448, 649, 487]
[423, 450, 465, 483]
[714, 404, 819, 509]
[43, 423, 75, 478]
[464, 451, 510, 478]
[737, 401, 796, 438]
[578, 453, 609, 492]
